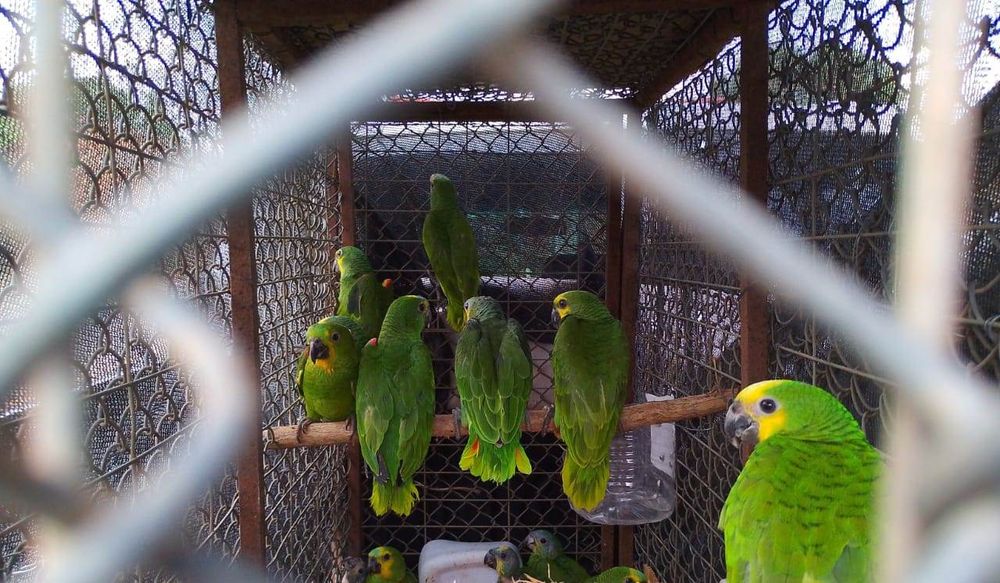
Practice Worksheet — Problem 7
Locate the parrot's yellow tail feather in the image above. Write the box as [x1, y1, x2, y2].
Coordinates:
[562, 456, 610, 511]
[460, 435, 532, 483]
[370, 481, 419, 517]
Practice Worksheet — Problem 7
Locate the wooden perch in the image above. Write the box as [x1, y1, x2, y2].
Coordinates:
[264, 388, 735, 449]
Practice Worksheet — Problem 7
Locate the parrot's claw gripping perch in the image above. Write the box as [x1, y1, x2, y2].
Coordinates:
[451, 407, 463, 439]
[344, 414, 356, 436]
[376, 454, 390, 485]
[295, 417, 313, 443]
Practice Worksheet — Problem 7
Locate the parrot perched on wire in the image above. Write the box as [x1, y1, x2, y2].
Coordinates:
[484, 543, 525, 583]
[335, 245, 394, 340]
[421, 173, 480, 331]
[356, 295, 435, 517]
[522, 530, 590, 583]
[366, 546, 417, 583]
[550, 290, 629, 511]
[340, 557, 369, 583]
[454, 296, 533, 483]
[720, 379, 881, 582]
[294, 315, 367, 442]
[585, 567, 648, 583]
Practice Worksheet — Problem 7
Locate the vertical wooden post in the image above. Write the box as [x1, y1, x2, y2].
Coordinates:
[335, 127, 365, 557]
[737, 3, 771, 413]
[215, 0, 267, 566]
[616, 117, 643, 570]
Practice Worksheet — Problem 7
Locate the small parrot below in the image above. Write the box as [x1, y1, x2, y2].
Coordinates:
[340, 556, 369, 583]
[585, 567, 648, 583]
[719, 379, 881, 582]
[356, 295, 435, 517]
[366, 546, 416, 583]
[335, 246, 394, 340]
[294, 315, 366, 442]
[550, 290, 629, 511]
[523, 529, 590, 583]
[454, 296, 533, 483]
[484, 543, 524, 583]
[421, 173, 480, 331]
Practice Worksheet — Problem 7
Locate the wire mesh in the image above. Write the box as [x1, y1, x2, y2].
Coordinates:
[634, 1, 1000, 581]
[243, 39, 352, 582]
[352, 120, 608, 572]
[0, 0, 236, 579]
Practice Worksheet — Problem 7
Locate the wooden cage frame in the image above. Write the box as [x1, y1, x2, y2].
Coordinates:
[214, 0, 776, 571]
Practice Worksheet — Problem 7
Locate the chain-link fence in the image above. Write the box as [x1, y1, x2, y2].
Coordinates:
[634, 1, 1000, 581]
[0, 0, 998, 581]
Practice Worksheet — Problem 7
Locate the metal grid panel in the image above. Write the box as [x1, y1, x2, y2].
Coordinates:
[352, 120, 607, 572]
[632, 39, 743, 583]
[635, 1, 1000, 581]
[0, 0, 236, 579]
[243, 39, 352, 582]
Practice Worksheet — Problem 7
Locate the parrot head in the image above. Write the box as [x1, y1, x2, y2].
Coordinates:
[483, 543, 522, 577]
[340, 556, 368, 583]
[334, 246, 374, 276]
[429, 173, 458, 209]
[381, 295, 431, 336]
[522, 529, 563, 559]
[463, 296, 502, 326]
[367, 546, 406, 580]
[724, 379, 866, 450]
[305, 317, 360, 370]
[551, 290, 612, 328]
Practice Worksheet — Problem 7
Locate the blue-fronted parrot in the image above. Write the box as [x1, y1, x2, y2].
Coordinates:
[335, 245, 394, 340]
[294, 315, 366, 442]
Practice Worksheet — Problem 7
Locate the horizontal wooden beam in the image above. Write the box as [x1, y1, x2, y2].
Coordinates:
[237, 0, 754, 28]
[633, 5, 747, 109]
[359, 100, 557, 123]
[264, 388, 735, 449]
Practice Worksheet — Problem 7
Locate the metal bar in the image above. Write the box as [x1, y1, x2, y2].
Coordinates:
[215, 0, 268, 567]
[736, 1, 770, 392]
[889, 0, 979, 579]
[337, 129, 358, 246]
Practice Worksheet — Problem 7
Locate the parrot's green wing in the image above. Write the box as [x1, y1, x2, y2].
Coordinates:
[422, 211, 462, 301]
[347, 273, 392, 339]
[552, 555, 590, 583]
[356, 343, 394, 476]
[294, 345, 308, 399]
[553, 317, 629, 510]
[455, 320, 496, 439]
[394, 345, 435, 482]
[496, 318, 532, 444]
[719, 437, 877, 582]
[447, 212, 480, 301]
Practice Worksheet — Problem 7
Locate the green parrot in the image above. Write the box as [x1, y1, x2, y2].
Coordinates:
[523, 530, 590, 583]
[454, 296, 533, 483]
[341, 556, 369, 583]
[585, 567, 647, 583]
[335, 246, 394, 340]
[356, 295, 435, 517]
[550, 290, 629, 511]
[719, 379, 881, 582]
[484, 543, 524, 583]
[421, 173, 480, 331]
[365, 546, 416, 583]
[294, 315, 366, 442]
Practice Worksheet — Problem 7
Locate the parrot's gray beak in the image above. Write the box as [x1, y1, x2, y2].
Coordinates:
[520, 536, 533, 552]
[724, 400, 757, 449]
[367, 556, 380, 575]
[309, 338, 329, 363]
[484, 548, 498, 569]
[550, 308, 561, 328]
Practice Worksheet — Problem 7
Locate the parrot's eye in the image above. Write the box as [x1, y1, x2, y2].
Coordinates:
[331, 332, 340, 342]
[557, 299, 567, 309]
[336, 249, 342, 257]
[419, 302, 428, 313]
[539, 537, 547, 544]
[759, 398, 777, 414]
[382, 553, 390, 561]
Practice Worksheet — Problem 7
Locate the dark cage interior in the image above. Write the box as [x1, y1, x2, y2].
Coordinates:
[0, 0, 996, 582]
